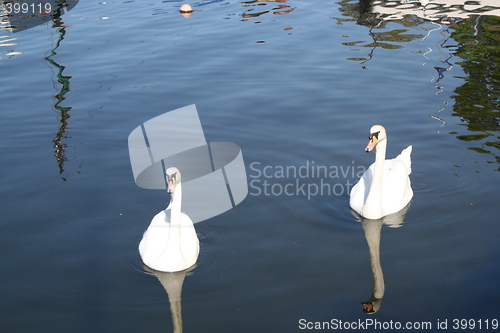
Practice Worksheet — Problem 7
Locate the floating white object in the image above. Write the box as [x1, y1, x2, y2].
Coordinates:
[179, 4, 193, 13]
[349, 125, 413, 220]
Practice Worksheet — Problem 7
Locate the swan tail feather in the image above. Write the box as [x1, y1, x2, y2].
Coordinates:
[396, 145, 412, 174]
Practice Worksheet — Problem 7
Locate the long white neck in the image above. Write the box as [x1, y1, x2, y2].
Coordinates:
[363, 139, 386, 219]
[167, 182, 183, 249]
[170, 182, 182, 220]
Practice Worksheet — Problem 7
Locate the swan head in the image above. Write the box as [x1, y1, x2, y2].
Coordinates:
[166, 167, 181, 194]
[365, 125, 386, 153]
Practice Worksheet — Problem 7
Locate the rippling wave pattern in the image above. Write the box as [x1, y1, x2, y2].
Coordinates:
[241, 0, 296, 20]
[1, 0, 500, 331]
[240, 0, 296, 42]
[0, 35, 19, 59]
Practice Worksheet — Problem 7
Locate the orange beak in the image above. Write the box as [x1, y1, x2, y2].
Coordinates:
[365, 136, 378, 152]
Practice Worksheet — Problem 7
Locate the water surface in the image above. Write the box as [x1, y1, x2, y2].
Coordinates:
[1, 0, 500, 332]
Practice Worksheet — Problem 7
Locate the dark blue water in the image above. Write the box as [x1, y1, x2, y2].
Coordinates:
[1, 0, 500, 332]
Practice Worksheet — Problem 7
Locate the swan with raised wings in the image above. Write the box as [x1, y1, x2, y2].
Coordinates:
[349, 125, 413, 220]
[139, 167, 199, 272]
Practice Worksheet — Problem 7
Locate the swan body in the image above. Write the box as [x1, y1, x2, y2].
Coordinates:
[349, 125, 413, 220]
[139, 167, 199, 272]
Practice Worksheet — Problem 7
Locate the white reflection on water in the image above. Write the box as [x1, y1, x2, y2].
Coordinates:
[143, 263, 197, 333]
[353, 202, 411, 314]
[372, 0, 500, 21]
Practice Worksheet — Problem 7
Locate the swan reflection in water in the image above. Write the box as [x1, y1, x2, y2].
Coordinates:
[144, 263, 197, 333]
[352, 202, 411, 314]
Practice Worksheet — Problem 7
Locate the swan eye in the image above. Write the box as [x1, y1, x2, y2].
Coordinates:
[166, 172, 177, 183]
[369, 131, 380, 141]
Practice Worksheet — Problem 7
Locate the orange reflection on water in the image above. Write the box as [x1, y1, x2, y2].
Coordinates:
[241, 0, 296, 20]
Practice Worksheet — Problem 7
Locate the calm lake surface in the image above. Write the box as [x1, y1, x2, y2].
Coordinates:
[1, 0, 500, 332]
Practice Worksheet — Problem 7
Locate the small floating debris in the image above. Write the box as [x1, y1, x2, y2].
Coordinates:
[180, 4, 193, 13]
[179, 4, 193, 17]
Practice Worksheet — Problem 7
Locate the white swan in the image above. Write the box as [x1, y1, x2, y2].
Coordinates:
[139, 167, 200, 272]
[349, 125, 413, 220]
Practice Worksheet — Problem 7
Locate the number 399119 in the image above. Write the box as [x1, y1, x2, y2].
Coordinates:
[1, 2, 52, 14]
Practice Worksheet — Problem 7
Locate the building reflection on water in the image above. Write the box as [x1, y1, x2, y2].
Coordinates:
[0, 0, 78, 32]
[336, 0, 500, 171]
[1, 0, 78, 178]
[3, 0, 499, 172]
